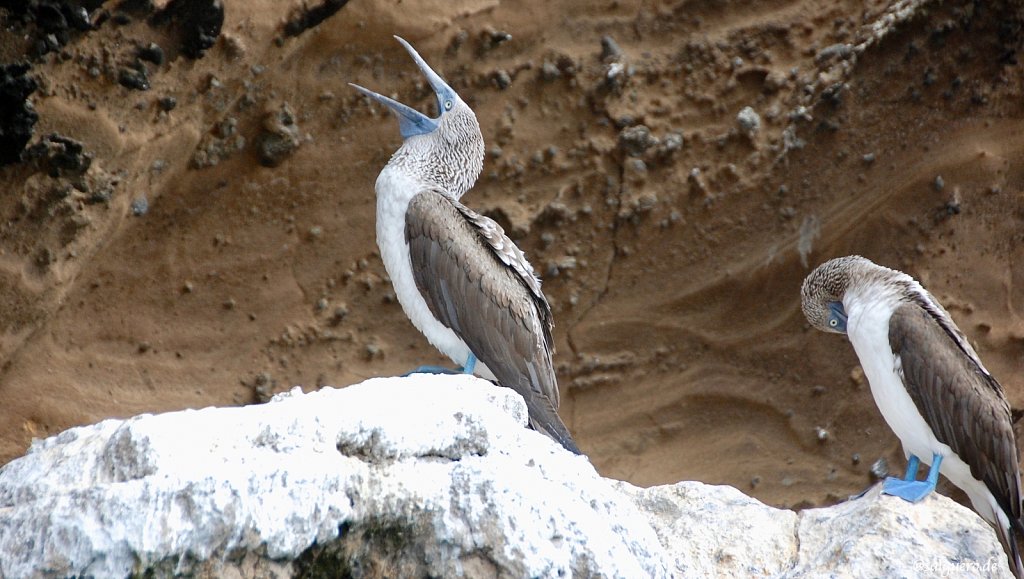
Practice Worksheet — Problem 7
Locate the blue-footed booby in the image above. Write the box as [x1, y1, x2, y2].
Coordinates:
[802, 255, 1023, 577]
[350, 37, 581, 455]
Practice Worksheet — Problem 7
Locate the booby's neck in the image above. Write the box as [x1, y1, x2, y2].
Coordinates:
[841, 261, 936, 332]
[843, 281, 900, 329]
[382, 122, 484, 201]
[842, 265, 989, 374]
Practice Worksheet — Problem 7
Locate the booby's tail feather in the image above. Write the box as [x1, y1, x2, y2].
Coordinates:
[525, 394, 582, 455]
[994, 515, 1024, 578]
[1013, 531, 1024, 579]
[1012, 522, 1024, 579]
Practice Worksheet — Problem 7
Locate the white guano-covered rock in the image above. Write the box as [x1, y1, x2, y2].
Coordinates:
[0, 374, 1012, 578]
[620, 480, 798, 576]
[0, 375, 668, 578]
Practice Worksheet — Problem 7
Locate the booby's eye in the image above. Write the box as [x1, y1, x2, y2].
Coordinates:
[825, 301, 848, 333]
[444, 100, 453, 111]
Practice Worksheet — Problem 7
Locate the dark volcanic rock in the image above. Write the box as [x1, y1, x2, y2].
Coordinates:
[24, 134, 93, 177]
[157, 96, 177, 111]
[283, 0, 349, 38]
[258, 102, 302, 167]
[118, 63, 150, 90]
[137, 42, 165, 65]
[115, 0, 154, 13]
[1, 1, 95, 55]
[6, 0, 93, 32]
[0, 64, 40, 166]
[152, 0, 224, 59]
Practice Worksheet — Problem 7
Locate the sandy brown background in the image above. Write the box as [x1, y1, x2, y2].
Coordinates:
[0, 0, 1021, 511]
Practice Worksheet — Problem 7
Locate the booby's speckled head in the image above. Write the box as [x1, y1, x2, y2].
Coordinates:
[350, 36, 484, 198]
[800, 255, 873, 334]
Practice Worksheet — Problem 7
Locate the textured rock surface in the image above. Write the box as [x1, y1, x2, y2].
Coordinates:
[0, 375, 1012, 578]
[624, 481, 1013, 578]
[0, 375, 668, 578]
[621, 480, 798, 576]
[1, 0, 1022, 521]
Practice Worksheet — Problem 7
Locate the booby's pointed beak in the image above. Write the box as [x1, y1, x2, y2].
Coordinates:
[349, 36, 458, 139]
[348, 82, 437, 138]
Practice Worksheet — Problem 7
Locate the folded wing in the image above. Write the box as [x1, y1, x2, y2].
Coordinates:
[405, 189, 580, 454]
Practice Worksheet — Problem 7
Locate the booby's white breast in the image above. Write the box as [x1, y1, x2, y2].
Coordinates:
[375, 164, 496, 380]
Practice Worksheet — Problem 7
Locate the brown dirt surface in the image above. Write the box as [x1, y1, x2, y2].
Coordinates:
[0, 0, 1022, 511]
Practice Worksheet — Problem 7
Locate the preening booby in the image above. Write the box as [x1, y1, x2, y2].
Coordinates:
[350, 37, 581, 455]
[802, 255, 1023, 577]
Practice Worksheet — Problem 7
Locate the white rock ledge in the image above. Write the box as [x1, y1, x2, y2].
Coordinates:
[0, 374, 1011, 578]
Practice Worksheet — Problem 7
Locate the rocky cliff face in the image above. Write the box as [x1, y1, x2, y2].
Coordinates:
[0, 375, 1010, 578]
[0, 0, 1022, 516]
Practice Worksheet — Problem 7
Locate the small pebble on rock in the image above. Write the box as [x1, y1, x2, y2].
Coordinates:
[138, 43, 165, 65]
[737, 106, 761, 135]
[870, 457, 889, 480]
[131, 195, 149, 216]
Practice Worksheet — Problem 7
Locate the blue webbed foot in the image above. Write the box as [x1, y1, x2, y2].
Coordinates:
[403, 365, 460, 376]
[403, 354, 478, 377]
[881, 477, 935, 503]
[881, 453, 942, 503]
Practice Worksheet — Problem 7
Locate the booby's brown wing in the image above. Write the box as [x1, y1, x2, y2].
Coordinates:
[404, 189, 580, 454]
[889, 302, 1022, 526]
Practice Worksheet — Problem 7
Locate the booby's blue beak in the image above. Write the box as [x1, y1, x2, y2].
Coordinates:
[827, 301, 848, 334]
[349, 36, 459, 139]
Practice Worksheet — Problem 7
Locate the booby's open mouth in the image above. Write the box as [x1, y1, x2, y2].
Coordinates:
[349, 36, 457, 139]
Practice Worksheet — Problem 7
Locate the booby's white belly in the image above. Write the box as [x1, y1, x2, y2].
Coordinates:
[846, 295, 998, 525]
[375, 166, 496, 380]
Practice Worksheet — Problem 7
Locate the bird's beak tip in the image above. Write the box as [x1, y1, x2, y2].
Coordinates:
[391, 36, 451, 101]
[349, 82, 379, 101]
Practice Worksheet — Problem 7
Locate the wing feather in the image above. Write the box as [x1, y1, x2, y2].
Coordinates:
[404, 189, 579, 454]
[889, 303, 1021, 526]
